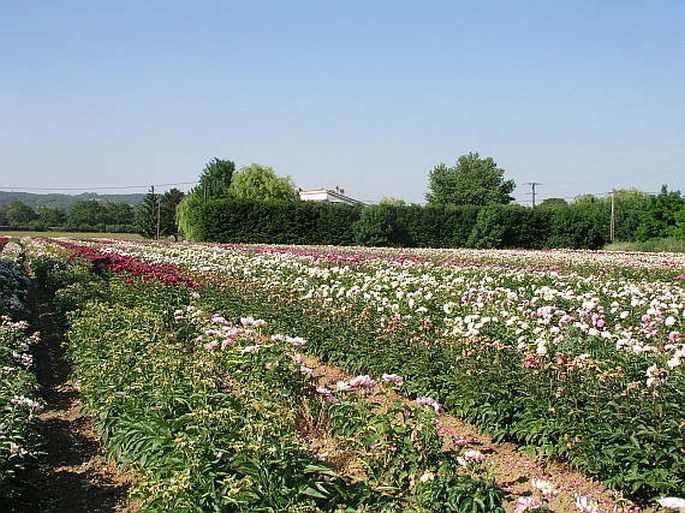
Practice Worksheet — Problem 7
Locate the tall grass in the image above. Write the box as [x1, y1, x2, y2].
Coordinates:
[605, 237, 685, 253]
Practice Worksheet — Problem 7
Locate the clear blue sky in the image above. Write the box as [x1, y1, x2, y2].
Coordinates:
[1, 0, 683, 205]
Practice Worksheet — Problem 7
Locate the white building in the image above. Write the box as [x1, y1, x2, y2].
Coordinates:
[299, 187, 365, 206]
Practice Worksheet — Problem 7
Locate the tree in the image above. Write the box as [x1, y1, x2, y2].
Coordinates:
[177, 158, 235, 241]
[538, 198, 568, 210]
[425, 152, 515, 206]
[6, 201, 37, 227]
[103, 202, 135, 228]
[229, 163, 299, 202]
[177, 194, 204, 241]
[379, 197, 406, 206]
[159, 188, 185, 241]
[67, 200, 106, 230]
[37, 206, 67, 227]
[196, 158, 235, 201]
[135, 187, 160, 239]
[672, 205, 685, 240]
[636, 185, 685, 241]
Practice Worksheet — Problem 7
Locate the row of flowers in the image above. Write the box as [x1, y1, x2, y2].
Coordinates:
[77, 239, 683, 501]
[0, 240, 43, 496]
[76, 241, 685, 366]
[27, 237, 685, 510]
[27, 240, 512, 512]
[42, 238, 200, 289]
[73, 239, 683, 394]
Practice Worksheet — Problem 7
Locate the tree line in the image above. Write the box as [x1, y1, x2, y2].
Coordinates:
[192, 187, 684, 250]
[4, 153, 684, 249]
[179, 154, 685, 249]
[0, 199, 137, 232]
[0, 187, 185, 237]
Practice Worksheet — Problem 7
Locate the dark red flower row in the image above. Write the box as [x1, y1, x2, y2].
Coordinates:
[45, 239, 201, 289]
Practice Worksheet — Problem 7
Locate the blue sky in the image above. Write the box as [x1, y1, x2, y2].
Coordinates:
[1, 1, 683, 205]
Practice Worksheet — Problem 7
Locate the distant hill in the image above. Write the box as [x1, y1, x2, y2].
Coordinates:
[0, 191, 145, 209]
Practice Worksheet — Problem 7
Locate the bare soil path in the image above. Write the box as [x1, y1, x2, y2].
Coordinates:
[2, 281, 137, 513]
[302, 354, 652, 513]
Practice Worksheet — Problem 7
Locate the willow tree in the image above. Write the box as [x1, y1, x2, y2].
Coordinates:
[228, 163, 299, 202]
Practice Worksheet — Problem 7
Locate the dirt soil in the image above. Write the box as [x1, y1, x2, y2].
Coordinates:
[301, 354, 654, 513]
[2, 281, 138, 513]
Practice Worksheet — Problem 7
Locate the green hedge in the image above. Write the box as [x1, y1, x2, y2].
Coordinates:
[197, 199, 619, 249]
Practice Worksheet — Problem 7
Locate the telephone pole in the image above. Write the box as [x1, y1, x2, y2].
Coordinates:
[526, 182, 541, 208]
[610, 189, 616, 242]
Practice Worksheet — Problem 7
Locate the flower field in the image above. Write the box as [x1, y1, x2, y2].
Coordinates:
[5, 237, 684, 512]
[0, 239, 42, 496]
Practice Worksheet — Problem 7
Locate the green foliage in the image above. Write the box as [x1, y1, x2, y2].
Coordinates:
[159, 188, 185, 241]
[176, 194, 205, 242]
[36, 206, 67, 227]
[66, 200, 105, 230]
[537, 198, 568, 210]
[229, 163, 299, 202]
[636, 185, 685, 241]
[199, 263, 684, 502]
[198, 199, 612, 250]
[425, 153, 515, 206]
[200, 198, 361, 245]
[353, 204, 410, 247]
[65, 200, 135, 232]
[671, 207, 685, 239]
[612, 189, 650, 241]
[193, 184, 679, 249]
[135, 187, 160, 240]
[378, 197, 406, 206]
[134, 185, 185, 240]
[177, 158, 235, 241]
[194, 157, 235, 201]
[0, 252, 41, 499]
[6, 202, 36, 228]
[606, 237, 685, 253]
[31, 241, 509, 512]
[547, 202, 608, 250]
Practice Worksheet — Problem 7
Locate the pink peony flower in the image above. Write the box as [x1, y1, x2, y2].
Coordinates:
[514, 496, 541, 513]
[416, 396, 445, 414]
[381, 373, 404, 386]
[348, 375, 377, 388]
[286, 336, 307, 347]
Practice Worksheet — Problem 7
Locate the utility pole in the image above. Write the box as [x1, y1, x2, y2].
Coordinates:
[610, 189, 616, 242]
[526, 182, 541, 208]
[152, 185, 161, 241]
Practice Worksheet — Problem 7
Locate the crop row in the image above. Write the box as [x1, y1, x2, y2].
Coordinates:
[0, 239, 42, 499]
[58, 238, 685, 503]
[24, 238, 510, 512]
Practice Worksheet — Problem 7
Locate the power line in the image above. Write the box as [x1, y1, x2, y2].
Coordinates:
[0, 181, 198, 192]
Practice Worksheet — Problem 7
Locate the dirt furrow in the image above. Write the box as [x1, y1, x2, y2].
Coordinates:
[4, 282, 136, 513]
[301, 354, 649, 513]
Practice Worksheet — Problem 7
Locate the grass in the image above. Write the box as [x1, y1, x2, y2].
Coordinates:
[604, 237, 685, 253]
